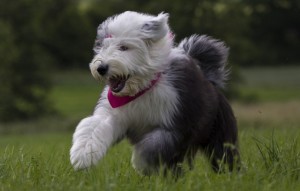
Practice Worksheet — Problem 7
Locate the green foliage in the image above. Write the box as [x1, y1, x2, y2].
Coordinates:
[84, 0, 300, 66]
[39, 0, 94, 68]
[0, 0, 98, 121]
[0, 0, 55, 121]
[244, 0, 300, 65]
[0, 0, 94, 68]
[1, 0, 299, 120]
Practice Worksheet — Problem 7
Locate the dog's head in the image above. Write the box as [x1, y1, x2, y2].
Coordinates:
[90, 11, 173, 96]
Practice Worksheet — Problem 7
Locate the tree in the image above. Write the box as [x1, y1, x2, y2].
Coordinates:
[245, 0, 300, 65]
[0, 0, 54, 121]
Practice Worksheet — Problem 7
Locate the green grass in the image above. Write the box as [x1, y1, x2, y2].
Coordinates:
[239, 66, 300, 102]
[0, 128, 299, 190]
[51, 70, 101, 117]
[1, 67, 300, 190]
[240, 66, 300, 88]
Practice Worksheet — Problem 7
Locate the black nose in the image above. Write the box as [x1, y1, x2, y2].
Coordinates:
[97, 64, 109, 76]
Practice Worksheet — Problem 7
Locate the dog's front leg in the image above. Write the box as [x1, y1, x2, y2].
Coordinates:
[70, 113, 124, 170]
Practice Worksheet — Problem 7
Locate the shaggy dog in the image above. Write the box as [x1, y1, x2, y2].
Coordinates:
[70, 11, 240, 174]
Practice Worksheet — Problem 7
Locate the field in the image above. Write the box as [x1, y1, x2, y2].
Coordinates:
[1, 67, 300, 190]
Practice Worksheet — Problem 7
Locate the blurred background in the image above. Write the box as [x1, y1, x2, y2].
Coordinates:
[0, 0, 299, 133]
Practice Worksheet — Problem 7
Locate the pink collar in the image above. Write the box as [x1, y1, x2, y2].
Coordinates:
[107, 73, 161, 108]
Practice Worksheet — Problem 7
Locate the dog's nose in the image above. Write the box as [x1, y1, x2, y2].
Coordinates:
[97, 64, 109, 76]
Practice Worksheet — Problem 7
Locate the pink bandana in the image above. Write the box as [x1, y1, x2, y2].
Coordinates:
[107, 73, 161, 108]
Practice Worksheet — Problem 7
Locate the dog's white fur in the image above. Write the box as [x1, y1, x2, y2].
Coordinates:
[70, 11, 240, 174]
[90, 11, 172, 96]
[71, 11, 179, 172]
[70, 80, 179, 172]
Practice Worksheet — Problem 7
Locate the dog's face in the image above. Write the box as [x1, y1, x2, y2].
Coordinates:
[90, 11, 172, 96]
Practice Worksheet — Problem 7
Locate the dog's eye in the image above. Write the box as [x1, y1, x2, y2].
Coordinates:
[119, 45, 129, 51]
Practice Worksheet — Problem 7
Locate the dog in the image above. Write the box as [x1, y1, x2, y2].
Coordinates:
[70, 11, 240, 175]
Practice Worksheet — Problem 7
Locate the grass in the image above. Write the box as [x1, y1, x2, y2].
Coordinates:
[1, 67, 300, 190]
[51, 70, 101, 117]
[0, 128, 299, 190]
[238, 66, 300, 102]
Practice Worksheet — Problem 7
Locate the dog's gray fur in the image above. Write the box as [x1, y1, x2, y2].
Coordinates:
[128, 35, 239, 173]
[70, 11, 240, 175]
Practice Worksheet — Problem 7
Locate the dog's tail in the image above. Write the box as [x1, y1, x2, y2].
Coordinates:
[178, 35, 229, 88]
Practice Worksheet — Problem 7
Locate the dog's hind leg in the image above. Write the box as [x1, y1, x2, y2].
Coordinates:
[186, 146, 197, 170]
[204, 91, 240, 172]
[206, 139, 240, 172]
[131, 128, 185, 175]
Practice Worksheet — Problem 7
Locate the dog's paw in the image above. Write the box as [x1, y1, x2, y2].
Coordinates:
[70, 116, 108, 170]
[131, 149, 154, 175]
[70, 142, 104, 170]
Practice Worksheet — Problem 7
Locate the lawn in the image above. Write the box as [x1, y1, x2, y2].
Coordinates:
[0, 67, 300, 190]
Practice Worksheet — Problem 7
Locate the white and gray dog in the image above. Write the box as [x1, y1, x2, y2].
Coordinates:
[70, 11, 240, 174]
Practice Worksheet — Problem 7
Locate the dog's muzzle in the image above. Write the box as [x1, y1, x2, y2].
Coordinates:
[97, 64, 109, 76]
[94, 60, 109, 76]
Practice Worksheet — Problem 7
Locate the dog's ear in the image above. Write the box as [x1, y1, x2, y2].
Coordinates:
[140, 13, 169, 41]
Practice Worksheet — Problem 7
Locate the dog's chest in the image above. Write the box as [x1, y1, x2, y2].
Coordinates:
[118, 80, 179, 142]
[124, 104, 170, 144]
